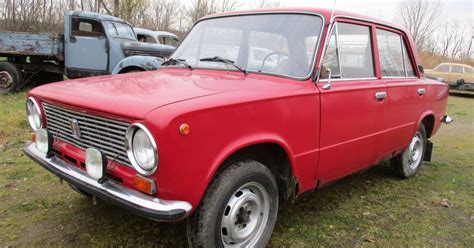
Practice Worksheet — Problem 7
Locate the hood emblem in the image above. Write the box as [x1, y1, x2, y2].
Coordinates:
[70, 119, 81, 139]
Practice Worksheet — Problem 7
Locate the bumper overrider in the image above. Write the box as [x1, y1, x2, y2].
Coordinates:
[24, 143, 193, 222]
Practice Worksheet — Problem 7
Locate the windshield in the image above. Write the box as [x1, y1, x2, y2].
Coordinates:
[171, 14, 323, 78]
[105, 21, 136, 40]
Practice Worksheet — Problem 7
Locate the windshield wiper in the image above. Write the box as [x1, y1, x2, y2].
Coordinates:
[199, 56, 248, 75]
[161, 58, 193, 70]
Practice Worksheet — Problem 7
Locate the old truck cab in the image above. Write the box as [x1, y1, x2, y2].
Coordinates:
[24, 8, 452, 247]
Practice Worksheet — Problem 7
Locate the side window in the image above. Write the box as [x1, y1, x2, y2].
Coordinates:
[435, 64, 450, 72]
[71, 18, 104, 37]
[321, 22, 375, 79]
[464, 66, 472, 74]
[376, 29, 404, 77]
[377, 29, 417, 77]
[451, 65, 463, 73]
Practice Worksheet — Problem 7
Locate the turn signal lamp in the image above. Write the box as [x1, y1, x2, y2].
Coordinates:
[134, 174, 157, 194]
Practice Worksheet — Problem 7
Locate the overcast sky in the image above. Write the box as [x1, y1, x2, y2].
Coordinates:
[237, 0, 473, 25]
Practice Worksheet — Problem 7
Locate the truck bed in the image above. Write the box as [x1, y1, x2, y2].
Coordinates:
[0, 32, 64, 60]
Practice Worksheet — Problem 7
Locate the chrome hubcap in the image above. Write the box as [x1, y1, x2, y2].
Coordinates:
[221, 182, 270, 247]
[0, 71, 13, 89]
[408, 132, 423, 170]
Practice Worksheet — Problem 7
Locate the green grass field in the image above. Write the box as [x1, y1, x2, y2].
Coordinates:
[0, 92, 473, 246]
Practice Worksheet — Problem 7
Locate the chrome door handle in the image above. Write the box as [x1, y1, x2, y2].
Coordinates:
[418, 88, 426, 95]
[375, 91, 387, 100]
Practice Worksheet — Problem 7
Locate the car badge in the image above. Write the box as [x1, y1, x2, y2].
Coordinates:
[70, 119, 81, 139]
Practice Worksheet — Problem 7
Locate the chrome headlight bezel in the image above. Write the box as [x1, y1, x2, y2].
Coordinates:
[125, 123, 158, 176]
[26, 97, 43, 131]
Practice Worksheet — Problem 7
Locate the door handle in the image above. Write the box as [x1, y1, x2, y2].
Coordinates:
[375, 91, 387, 101]
[418, 88, 426, 95]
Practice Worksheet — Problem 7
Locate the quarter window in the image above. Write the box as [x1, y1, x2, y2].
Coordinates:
[321, 22, 375, 79]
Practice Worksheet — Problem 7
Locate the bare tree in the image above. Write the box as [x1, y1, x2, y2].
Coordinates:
[396, 0, 441, 51]
[252, 0, 281, 9]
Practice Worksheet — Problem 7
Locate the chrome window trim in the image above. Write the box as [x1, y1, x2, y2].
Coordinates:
[125, 123, 159, 176]
[319, 77, 378, 82]
[27, 96, 43, 131]
[171, 11, 326, 81]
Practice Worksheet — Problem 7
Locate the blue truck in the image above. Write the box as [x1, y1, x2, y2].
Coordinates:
[0, 11, 175, 94]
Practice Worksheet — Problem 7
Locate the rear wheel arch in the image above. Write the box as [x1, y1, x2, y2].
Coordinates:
[118, 66, 146, 74]
[420, 114, 435, 138]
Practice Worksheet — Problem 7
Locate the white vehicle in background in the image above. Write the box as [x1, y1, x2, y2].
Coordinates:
[134, 28, 180, 48]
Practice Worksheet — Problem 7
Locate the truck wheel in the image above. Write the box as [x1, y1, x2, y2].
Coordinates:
[187, 160, 278, 247]
[0, 62, 21, 94]
[391, 124, 427, 178]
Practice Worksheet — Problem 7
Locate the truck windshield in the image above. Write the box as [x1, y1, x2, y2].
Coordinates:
[105, 21, 136, 40]
[171, 14, 323, 78]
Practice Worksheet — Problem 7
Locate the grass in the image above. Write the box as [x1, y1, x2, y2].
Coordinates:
[0, 92, 473, 247]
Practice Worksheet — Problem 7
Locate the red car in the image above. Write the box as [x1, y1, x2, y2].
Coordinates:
[24, 8, 452, 247]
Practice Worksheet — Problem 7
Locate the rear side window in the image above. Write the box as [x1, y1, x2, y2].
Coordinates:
[451, 65, 463, 73]
[321, 22, 375, 79]
[377, 29, 416, 77]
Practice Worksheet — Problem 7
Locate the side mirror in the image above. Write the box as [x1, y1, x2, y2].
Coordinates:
[418, 65, 424, 73]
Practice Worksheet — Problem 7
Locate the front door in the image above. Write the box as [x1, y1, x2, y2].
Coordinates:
[317, 21, 388, 184]
[64, 16, 108, 78]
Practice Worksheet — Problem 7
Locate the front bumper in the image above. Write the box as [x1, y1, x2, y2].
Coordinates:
[24, 143, 193, 221]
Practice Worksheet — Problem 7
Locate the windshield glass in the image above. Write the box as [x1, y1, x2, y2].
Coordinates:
[171, 14, 323, 78]
[105, 21, 136, 40]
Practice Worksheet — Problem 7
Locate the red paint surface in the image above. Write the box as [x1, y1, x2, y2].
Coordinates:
[28, 8, 449, 211]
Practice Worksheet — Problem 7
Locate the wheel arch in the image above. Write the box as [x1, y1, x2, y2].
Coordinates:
[417, 111, 436, 138]
[206, 136, 298, 202]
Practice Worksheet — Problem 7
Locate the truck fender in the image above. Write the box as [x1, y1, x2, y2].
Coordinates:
[112, 56, 164, 74]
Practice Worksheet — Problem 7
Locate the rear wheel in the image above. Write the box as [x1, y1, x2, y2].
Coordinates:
[187, 160, 278, 247]
[391, 124, 427, 178]
[0, 62, 21, 94]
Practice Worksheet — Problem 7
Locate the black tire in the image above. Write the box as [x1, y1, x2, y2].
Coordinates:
[391, 124, 427, 178]
[0, 62, 22, 94]
[187, 160, 278, 247]
[68, 183, 92, 198]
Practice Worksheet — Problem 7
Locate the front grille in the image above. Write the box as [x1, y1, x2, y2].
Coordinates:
[43, 102, 132, 167]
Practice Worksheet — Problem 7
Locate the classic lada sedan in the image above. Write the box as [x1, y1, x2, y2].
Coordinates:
[24, 8, 452, 247]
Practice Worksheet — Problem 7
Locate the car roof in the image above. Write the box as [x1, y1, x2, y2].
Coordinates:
[67, 11, 131, 25]
[202, 7, 408, 33]
[438, 62, 472, 68]
[133, 28, 178, 39]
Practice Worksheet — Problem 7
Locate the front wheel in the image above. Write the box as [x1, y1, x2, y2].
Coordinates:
[391, 124, 427, 178]
[187, 160, 278, 247]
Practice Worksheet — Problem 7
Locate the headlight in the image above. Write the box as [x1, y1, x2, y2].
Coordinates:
[26, 97, 43, 131]
[126, 124, 158, 175]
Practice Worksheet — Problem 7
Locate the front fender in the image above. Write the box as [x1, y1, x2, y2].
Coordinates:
[112, 56, 164, 74]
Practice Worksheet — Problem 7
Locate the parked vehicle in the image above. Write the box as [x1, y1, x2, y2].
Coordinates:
[24, 8, 452, 247]
[134, 28, 180, 48]
[0, 11, 172, 94]
[425, 63, 474, 92]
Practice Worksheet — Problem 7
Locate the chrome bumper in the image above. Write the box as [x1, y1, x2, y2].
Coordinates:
[24, 143, 193, 221]
[442, 115, 454, 124]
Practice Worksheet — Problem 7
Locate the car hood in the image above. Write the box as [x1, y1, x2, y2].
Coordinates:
[122, 41, 175, 53]
[30, 69, 236, 120]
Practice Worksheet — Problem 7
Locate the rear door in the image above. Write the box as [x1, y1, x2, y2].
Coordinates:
[64, 16, 108, 77]
[376, 27, 423, 154]
[317, 20, 388, 183]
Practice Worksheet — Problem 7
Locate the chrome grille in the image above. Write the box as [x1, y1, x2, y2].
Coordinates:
[43, 102, 131, 167]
